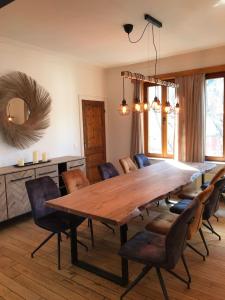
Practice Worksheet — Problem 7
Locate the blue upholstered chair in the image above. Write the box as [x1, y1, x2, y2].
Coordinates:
[98, 162, 119, 180]
[25, 176, 86, 269]
[119, 198, 197, 299]
[133, 153, 151, 169]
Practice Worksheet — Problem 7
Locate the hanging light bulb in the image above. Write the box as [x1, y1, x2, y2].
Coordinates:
[134, 102, 142, 112]
[119, 77, 130, 116]
[8, 115, 13, 122]
[151, 96, 161, 111]
[143, 102, 149, 111]
[165, 101, 172, 114]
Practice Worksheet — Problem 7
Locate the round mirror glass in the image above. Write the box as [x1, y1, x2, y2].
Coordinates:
[6, 98, 30, 124]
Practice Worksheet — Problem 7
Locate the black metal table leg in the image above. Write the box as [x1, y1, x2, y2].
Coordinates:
[70, 224, 129, 286]
[202, 174, 205, 185]
[120, 224, 129, 286]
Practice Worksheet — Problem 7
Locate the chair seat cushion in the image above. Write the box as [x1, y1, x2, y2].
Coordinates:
[118, 230, 166, 266]
[170, 199, 192, 215]
[145, 212, 178, 235]
[37, 211, 85, 233]
[179, 187, 201, 199]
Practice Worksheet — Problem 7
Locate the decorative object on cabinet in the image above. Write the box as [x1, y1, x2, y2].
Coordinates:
[0, 71, 51, 149]
[0, 156, 85, 223]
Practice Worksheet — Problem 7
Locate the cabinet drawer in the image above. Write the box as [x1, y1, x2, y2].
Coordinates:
[6, 170, 35, 219]
[0, 175, 7, 222]
[67, 159, 85, 170]
[35, 165, 58, 178]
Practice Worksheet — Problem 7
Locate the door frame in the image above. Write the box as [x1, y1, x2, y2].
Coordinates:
[78, 94, 108, 160]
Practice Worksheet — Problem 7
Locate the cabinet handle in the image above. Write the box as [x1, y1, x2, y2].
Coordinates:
[38, 170, 56, 176]
[10, 175, 33, 183]
[69, 164, 84, 169]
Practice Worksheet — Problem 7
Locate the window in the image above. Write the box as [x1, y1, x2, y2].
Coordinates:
[144, 83, 177, 158]
[205, 73, 225, 160]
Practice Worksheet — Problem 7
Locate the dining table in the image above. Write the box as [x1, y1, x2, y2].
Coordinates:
[46, 160, 216, 286]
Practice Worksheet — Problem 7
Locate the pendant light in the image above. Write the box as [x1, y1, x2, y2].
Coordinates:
[119, 77, 130, 115]
[133, 78, 142, 112]
[121, 13, 180, 115]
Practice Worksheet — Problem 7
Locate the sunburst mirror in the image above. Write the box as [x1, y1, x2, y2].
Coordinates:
[0, 71, 51, 149]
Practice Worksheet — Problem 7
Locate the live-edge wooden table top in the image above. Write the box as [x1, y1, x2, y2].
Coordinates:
[46, 161, 215, 226]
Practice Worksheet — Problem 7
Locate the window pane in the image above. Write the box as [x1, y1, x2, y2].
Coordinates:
[148, 86, 162, 154]
[205, 77, 224, 157]
[167, 87, 176, 154]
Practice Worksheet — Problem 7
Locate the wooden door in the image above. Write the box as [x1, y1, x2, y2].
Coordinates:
[82, 100, 106, 183]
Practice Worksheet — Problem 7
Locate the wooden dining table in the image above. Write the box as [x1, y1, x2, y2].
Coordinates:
[46, 160, 216, 286]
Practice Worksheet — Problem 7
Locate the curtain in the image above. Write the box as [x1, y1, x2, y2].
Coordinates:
[175, 74, 205, 162]
[130, 80, 144, 158]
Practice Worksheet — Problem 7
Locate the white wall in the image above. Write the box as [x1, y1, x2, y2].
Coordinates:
[106, 46, 225, 170]
[0, 39, 106, 167]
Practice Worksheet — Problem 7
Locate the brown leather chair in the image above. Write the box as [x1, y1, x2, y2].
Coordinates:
[179, 167, 225, 199]
[146, 185, 214, 260]
[119, 157, 138, 174]
[62, 169, 94, 247]
[62, 169, 115, 247]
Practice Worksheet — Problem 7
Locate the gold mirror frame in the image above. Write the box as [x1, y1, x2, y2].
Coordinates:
[0, 71, 51, 149]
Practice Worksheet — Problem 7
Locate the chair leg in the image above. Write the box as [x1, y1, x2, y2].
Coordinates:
[199, 228, 209, 256]
[140, 214, 144, 220]
[146, 208, 149, 215]
[213, 215, 219, 222]
[57, 233, 61, 270]
[181, 254, 191, 285]
[89, 218, 95, 248]
[77, 239, 88, 251]
[120, 265, 152, 299]
[203, 220, 221, 240]
[156, 268, 169, 300]
[166, 255, 191, 289]
[101, 221, 115, 234]
[31, 232, 55, 258]
[187, 243, 206, 261]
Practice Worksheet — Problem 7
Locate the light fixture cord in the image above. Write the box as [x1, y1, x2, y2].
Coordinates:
[152, 24, 158, 79]
[123, 76, 125, 99]
[128, 22, 150, 43]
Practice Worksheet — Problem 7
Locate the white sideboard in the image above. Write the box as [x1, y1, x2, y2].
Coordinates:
[0, 156, 85, 222]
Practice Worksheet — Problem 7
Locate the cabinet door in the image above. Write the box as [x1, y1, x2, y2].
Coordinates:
[0, 176, 7, 222]
[6, 170, 35, 219]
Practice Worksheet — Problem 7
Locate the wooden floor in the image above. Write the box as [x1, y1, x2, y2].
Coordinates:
[0, 201, 225, 300]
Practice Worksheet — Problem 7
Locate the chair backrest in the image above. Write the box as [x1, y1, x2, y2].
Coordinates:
[62, 169, 89, 194]
[98, 162, 119, 180]
[187, 184, 214, 240]
[165, 197, 198, 269]
[119, 157, 138, 174]
[133, 153, 151, 169]
[210, 166, 225, 185]
[203, 177, 225, 220]
[25, 176, 60, 223]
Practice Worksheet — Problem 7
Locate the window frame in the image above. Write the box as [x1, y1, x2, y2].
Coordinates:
[143, 81, 175, 159]
[205, 72, 225, 162]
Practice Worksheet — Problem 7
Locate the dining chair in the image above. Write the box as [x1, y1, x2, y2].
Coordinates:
[62, 169, 115, 247]
[179, 167, 225, 200]
[98, 162, 119, 180]
[133, 153, 151, 169]
[119, 197, 198, 300]
[62, 169, 95, 246]
[146, 185, 214, 260]
[171, 177, 225, 242]
[119, 156, 138, 174]
[25, 176, 86, 270]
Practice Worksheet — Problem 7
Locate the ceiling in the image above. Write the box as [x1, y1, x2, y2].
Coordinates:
[0, 0, 225, 67]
